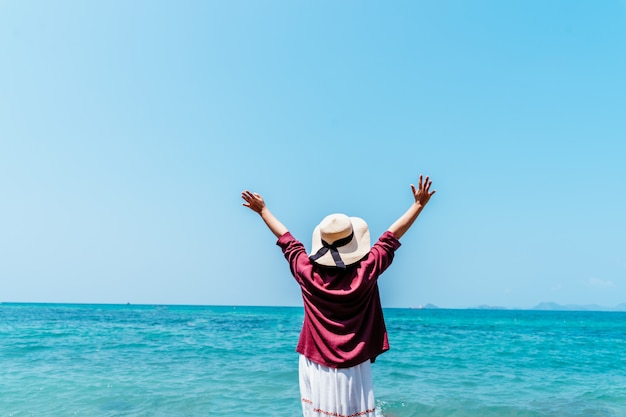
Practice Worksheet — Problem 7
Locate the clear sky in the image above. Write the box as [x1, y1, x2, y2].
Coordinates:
[1, 1, 625, 309]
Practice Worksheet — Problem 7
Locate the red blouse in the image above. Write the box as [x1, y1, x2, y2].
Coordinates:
[277, 231, 401, 368]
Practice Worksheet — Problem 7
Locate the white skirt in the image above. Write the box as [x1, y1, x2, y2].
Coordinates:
[299, 355, 377, 417]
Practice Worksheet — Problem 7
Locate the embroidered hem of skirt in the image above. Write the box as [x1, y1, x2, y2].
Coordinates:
[299, 355, 376, 417]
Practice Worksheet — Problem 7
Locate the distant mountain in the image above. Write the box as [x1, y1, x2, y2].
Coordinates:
[533, 302, 626, 312]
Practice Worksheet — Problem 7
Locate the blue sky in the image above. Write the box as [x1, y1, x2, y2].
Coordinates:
[1, 1, 625, 309]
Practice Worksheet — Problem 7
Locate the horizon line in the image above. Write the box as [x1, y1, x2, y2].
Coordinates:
[2, 301, 625, 312]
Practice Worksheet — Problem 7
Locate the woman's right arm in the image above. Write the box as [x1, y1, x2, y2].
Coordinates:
[387, 174, 436, 240]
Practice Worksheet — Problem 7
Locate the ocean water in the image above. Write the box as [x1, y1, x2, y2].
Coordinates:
[1, 304, 625, 417]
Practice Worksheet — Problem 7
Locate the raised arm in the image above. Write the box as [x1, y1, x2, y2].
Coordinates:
[387, 174, 436, 240]
[241, 190, 289, 238]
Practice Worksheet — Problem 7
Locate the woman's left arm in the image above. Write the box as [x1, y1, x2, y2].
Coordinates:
[241, 190, 289, 238]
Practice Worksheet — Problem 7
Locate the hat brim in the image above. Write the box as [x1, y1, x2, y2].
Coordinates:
[309, 217, 371, 267]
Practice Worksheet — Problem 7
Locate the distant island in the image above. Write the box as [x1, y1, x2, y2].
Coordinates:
[410, 303, 440, 309]
[411, 302, 626, 312]
[532, 302, 626, 312]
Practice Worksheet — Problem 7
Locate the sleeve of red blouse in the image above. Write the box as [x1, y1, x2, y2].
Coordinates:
[366, 230, 402, 277]
[276, 232, 312, 284]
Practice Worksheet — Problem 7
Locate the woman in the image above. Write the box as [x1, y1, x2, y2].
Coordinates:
[242, 174, 435, 417]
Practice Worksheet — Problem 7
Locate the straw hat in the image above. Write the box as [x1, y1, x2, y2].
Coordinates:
[309, 213, 371, 268]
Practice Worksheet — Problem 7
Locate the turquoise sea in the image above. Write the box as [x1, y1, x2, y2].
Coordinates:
[1, 303, 625, 417]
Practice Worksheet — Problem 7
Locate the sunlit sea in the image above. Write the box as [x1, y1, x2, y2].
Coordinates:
[1, 303, 625, 417]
